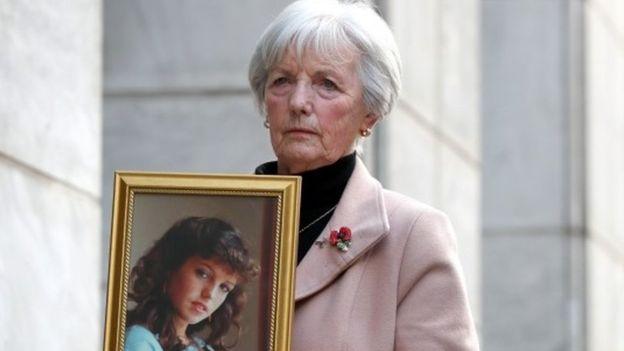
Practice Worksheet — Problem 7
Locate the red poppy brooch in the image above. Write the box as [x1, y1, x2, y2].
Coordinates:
[329, 226, 352, 252]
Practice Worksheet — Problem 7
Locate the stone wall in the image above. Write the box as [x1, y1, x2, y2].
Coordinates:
[0, 0, 102, 349]
[481, 0, 586, 350]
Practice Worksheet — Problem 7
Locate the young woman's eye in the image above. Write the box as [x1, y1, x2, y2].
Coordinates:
[220, 284, 234, 293]
[195, 268, 211, 279]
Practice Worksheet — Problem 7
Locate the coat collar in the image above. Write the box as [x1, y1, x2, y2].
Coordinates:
[294, 158, 390, 301]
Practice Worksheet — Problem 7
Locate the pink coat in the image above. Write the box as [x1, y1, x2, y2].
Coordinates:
[292, 159, 479, 350]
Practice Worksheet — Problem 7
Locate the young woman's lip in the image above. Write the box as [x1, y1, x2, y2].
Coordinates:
[192, 301, 208, 313]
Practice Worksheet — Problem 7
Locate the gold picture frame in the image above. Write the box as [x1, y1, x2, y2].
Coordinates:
[103, 172, 300, 351]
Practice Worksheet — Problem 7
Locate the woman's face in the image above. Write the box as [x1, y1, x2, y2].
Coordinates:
[166, 256, 238, 331]
[264, 46, 377, 174]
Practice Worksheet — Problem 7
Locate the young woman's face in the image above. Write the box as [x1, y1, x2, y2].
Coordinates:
[166, 256, 239, 330]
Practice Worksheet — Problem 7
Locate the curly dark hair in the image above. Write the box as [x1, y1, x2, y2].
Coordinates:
[127, 217, 260, 351]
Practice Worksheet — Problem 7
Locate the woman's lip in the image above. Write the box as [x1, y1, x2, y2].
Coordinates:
[191, 302, 208, 313]
[286, 128, 316, 134]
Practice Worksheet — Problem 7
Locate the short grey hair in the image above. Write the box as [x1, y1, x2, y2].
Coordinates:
[248, 0, 402, 118]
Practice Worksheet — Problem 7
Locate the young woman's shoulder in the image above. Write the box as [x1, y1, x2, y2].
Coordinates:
[183, 337, 214, 351]
[125, 325, 163, 351]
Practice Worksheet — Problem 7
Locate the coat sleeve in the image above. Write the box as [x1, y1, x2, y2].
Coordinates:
[394, 209, 480, 351]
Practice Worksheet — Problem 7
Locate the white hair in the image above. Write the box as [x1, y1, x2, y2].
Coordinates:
[248, 0, 402, 118]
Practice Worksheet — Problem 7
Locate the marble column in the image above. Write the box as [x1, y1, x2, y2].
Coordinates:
[0, 0, 102, 349]
[585, 0, 624, 349]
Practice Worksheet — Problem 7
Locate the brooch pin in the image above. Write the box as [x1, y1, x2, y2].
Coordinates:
[313, 226, 353, 252]
[329, 226, 352, 252]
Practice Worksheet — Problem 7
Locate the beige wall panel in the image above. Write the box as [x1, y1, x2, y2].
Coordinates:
[585, 7, 624, 247]
[585, 7, 624, 351]
[384, 106, 436, 205]
[0, 0, 101, 195]
[439, 0, 480, 158]
[587, 0, 624, 38]
[0, 161, 101, 349]
[387, 0, 439, 124]
[440, 144, 481, 325]
[587, 240, 624, 351]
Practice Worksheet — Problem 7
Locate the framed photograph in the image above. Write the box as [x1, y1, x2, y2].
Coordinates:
[103, 172, 300, 351]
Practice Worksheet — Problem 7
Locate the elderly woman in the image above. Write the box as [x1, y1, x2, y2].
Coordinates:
[249, 0, 479, 350]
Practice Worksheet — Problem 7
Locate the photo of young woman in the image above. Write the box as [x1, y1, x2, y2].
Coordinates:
[124, 216, 259, 351]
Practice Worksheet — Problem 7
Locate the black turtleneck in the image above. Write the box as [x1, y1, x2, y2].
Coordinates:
[255, 153, 356, 263]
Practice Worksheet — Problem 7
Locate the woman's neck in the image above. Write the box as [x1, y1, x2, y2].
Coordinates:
[171, 315, 189, 345]
[277, 149, 357, 175]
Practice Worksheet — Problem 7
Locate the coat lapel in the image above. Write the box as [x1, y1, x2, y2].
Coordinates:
[294, 158, 390, 301]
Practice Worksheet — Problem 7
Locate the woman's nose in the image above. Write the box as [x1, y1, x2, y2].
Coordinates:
[201, 284, 214, 299]
[289, 81, 312, 116]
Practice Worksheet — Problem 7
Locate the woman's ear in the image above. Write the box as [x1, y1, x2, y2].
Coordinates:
[360, 113, 379, 131]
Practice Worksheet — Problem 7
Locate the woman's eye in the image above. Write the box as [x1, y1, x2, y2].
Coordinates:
[272, 77, 288, 86]
[321, 79, 338, 91]
[195, 268, 211, 279]
[220, 284, 233, 293]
